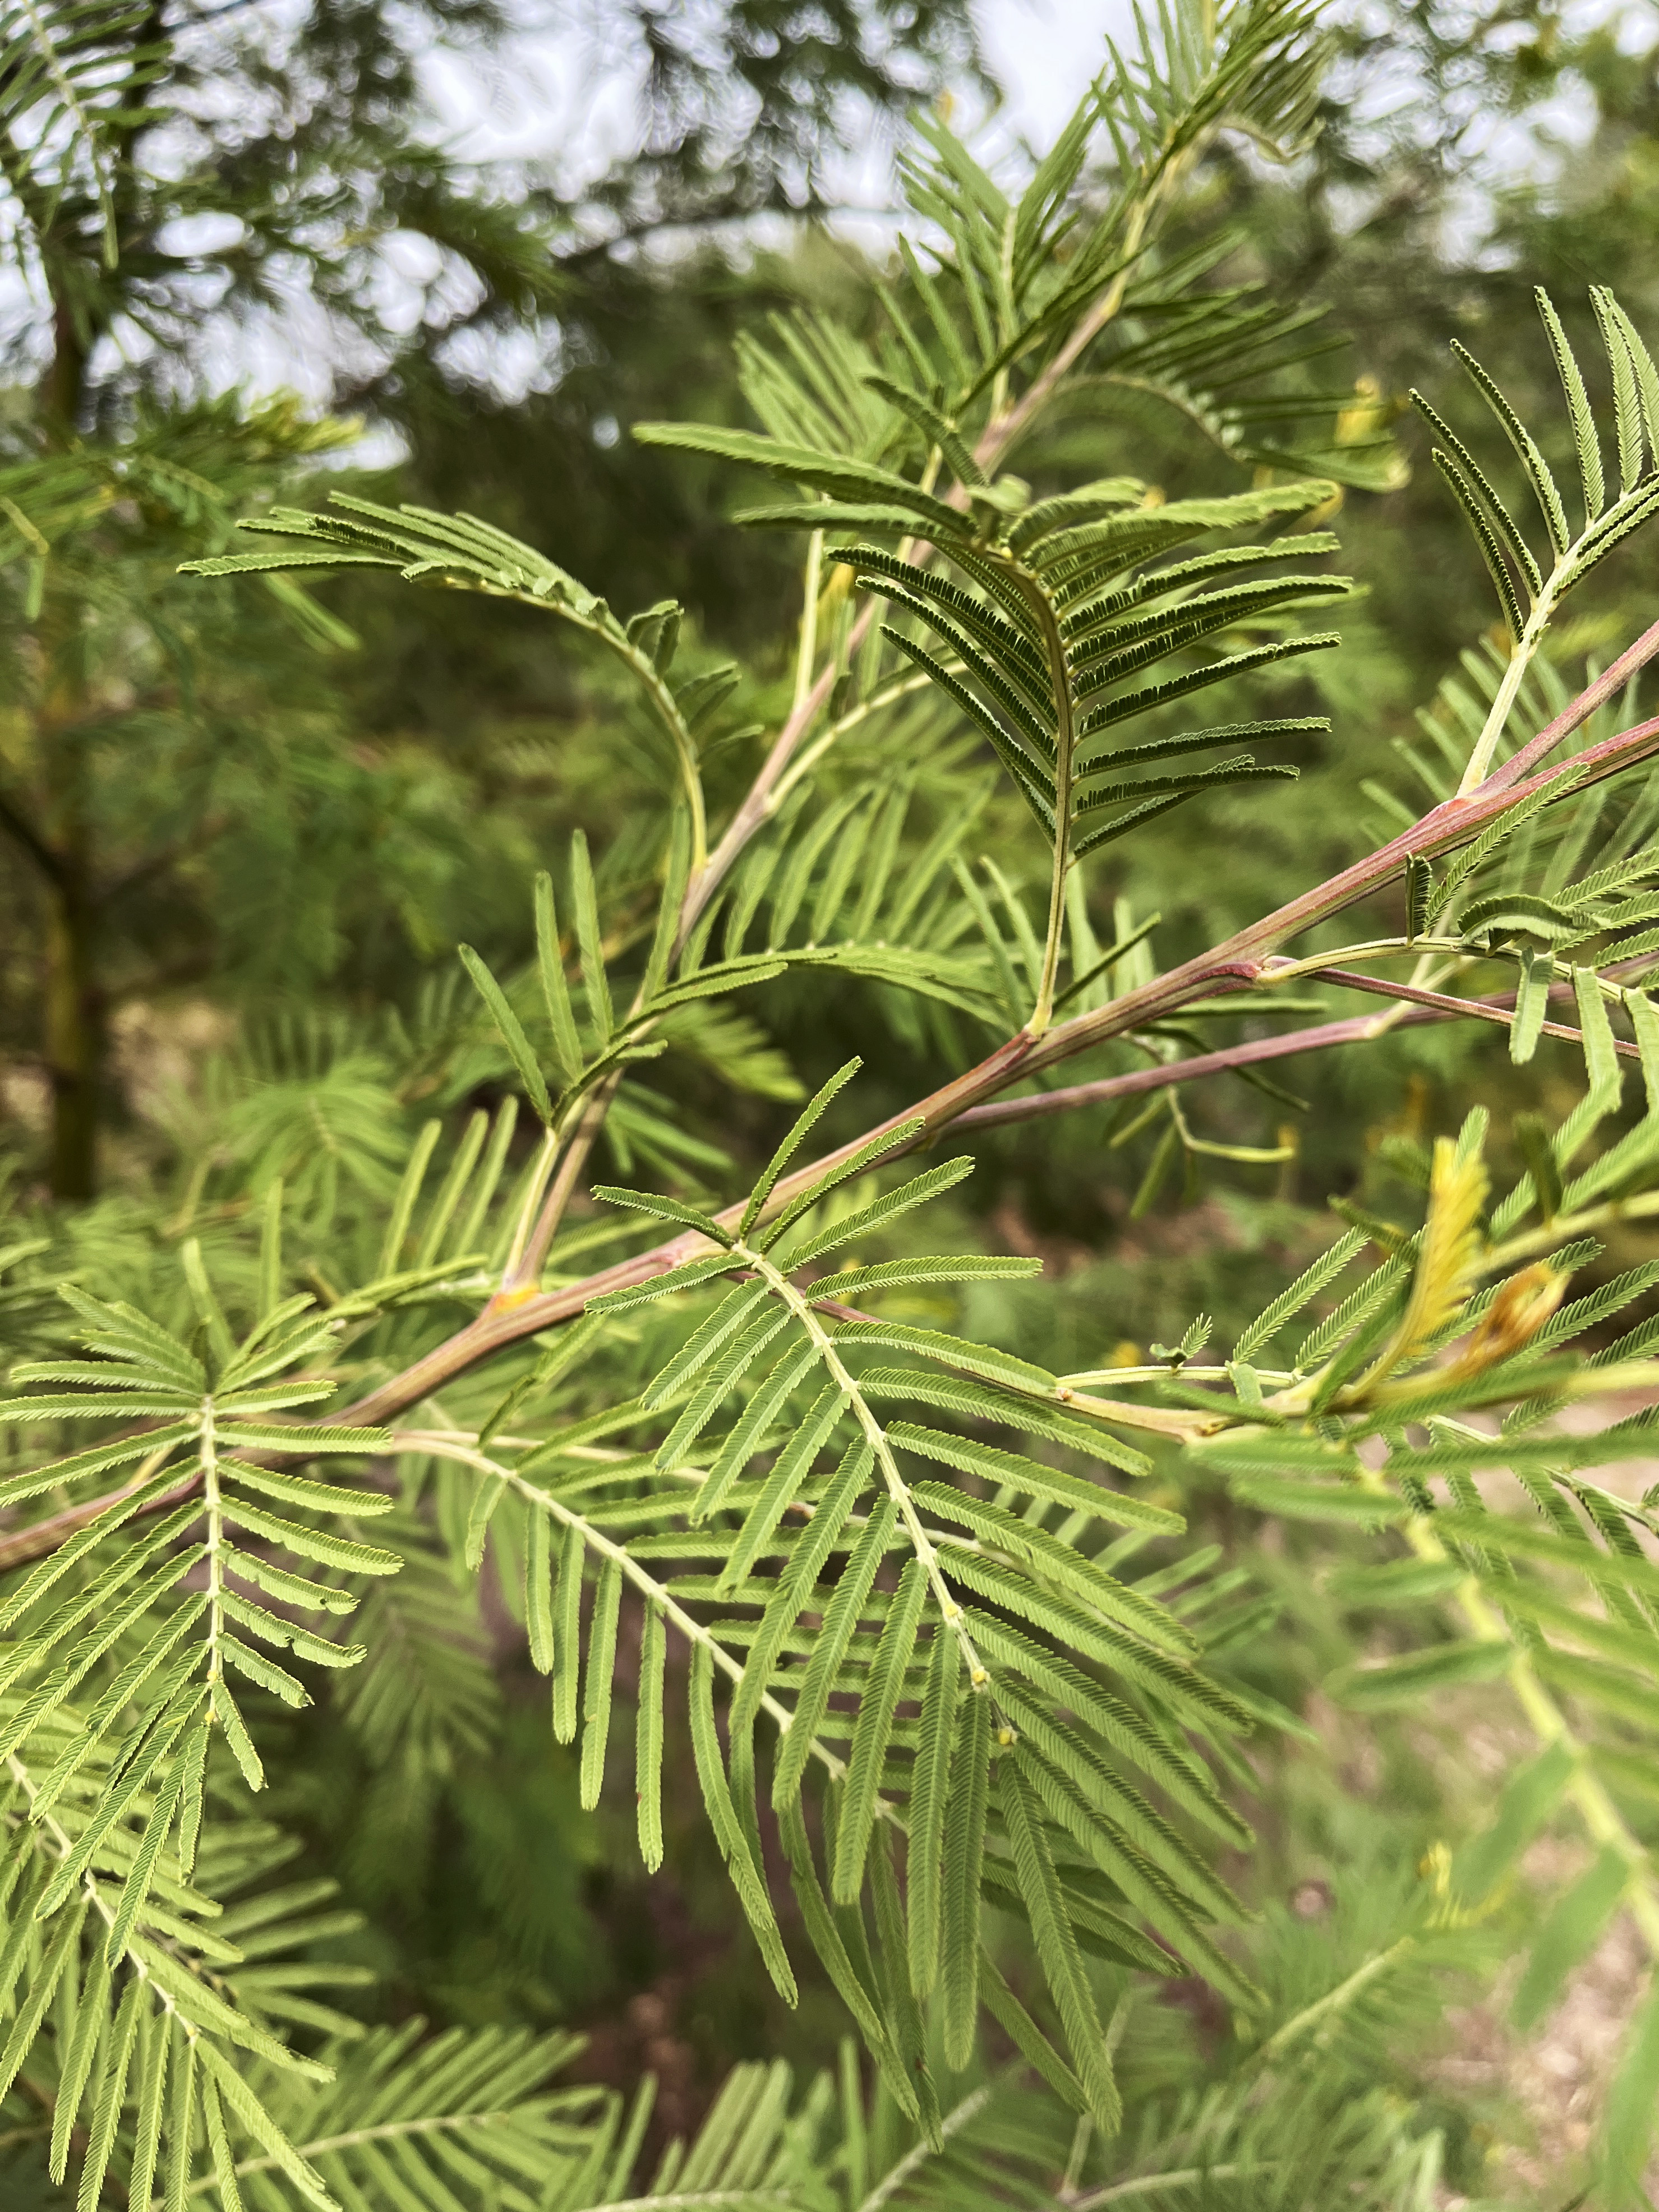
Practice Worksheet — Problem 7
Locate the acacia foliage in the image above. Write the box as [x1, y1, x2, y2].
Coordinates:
[7, 0, 1659, 2204]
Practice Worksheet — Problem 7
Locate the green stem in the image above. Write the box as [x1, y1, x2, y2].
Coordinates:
[1023, 579, 1076, 1037]
[793, 528, 824, 716]
[1457, 574, 1561, 798]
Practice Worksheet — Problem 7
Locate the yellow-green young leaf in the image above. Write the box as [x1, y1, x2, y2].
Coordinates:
[1326, 1557, 1468, 1607]
[832, 1557, 928, 1903]
[1454, 1739, 1576, 1905]
[913, 1484, 1193, 1654]
[76, 1971, 141, 2212]
[216, 1588, 361, 1668]
[941, 1691, 991, 2072]
[779, 1801, 916, 2123]
[221, 1632, 308, 1707]
[174, 1709, 210, 1877]
[859, 1367, 1148, 1472]
[104, 1743, 193, 1966]
[227, 1501, 402, 1574]
[906, 1629, 960, 1999]
[891, 1423, 1171, 1530]
[1328, 1638, 1511, 1711]
[1511, 952, 1554, 1066]
[552, 1522, 585, 1743]
[868, 1822, 942, 2144]
[689, 1644, 798, 2005]
[259, 1176, 285, 1317]
[214, 1421, 389, 1455]
[759, 1118, 929, 1255]
[193, 2039, 337, 2211]
[653, 1308, 791, 1468]
[163, 2039, 197, 2212]
[214, 1679, 265, 1789]
[0, 1483, 196, 1637]
[31, 1600, 205, 1815]
[637, 1602, 667, 1872]
[739, 1057, 863, 1238]
[1002, 1756, 1120, 2130]
[226, 1460, 393, 1517]
[580, 1559, 623, 1810]
[644, 1282, 770, 1410]
[1512, 1846, 1628, 2032]
[980, 1950, 1087, 2109]
[772, 1500, 898, 1809]
[1605, 1981, 1659, 2206]
[829, 1319, 1054, 1397]
[39, 1691, 204, 1915]
[376, 1117, 441, 1276]
[459, 944, 552, 1122]
[526, 1508, 555, 1674]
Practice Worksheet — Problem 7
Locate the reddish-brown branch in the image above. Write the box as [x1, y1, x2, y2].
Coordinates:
[1308, 967, 1640, 1054]
[1485, 616, 1659, 794]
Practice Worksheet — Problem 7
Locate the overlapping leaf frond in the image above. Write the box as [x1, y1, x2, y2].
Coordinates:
[1044, 991, 1659, 2189]
[182, 497, 713, 862]
[639, 377, 1348, 1031]
[1358, 642, 1659, 1064]
[1407, 285, 1659, 796]
[621, 7, 1370, 1033]
[0, 1256, 393, 1983]
[0, 1792, 370, 2206]
[395, 1058, 1266, 2136]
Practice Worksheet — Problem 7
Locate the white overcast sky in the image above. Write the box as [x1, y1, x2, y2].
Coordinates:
[423, 1, 1132, 195]
[9, 0, 1654, 411]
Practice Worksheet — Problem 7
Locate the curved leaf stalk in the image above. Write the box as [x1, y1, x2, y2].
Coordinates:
[767, 669, 937, 814]
[427, 572, 709, 877]
[1250, 1937, 1420, 2069]
[179, 2110, 541, 2203]
[735, 1242, 990, 1688]
[1072, 2163, 1251, 2208]
[547, 603, 708, 878]
[677, 598, 880, 956]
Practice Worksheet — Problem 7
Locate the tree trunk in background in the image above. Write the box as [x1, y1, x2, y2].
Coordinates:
[36, 278, 103, 1200]
[42, 852, 100, 1201]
